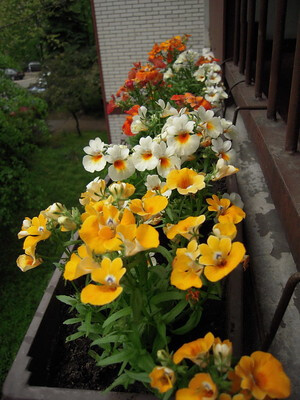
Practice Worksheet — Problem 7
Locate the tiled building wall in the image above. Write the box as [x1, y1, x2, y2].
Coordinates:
[92, 0, 208, 143]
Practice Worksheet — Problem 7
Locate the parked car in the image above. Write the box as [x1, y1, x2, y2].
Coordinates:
[3, 68, 25, 80]
[28, 62, 41, 72]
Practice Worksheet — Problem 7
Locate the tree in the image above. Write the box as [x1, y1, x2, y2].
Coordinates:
[43, 47, 102, 136]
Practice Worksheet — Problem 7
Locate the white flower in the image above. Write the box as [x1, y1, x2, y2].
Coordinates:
[165, 114, 200, 157]
[222, 192, 244, 209]
[211, 137, 236, 163]
[153, 141, 181, 178]
[193, 66, 206, 82]
[163, 68, 173, 80]
[196, 107, 223, 139]
[82, 137, 107, 173]
[42, 202, 63, 220]
[106, 145, 135, 181]
[145, 175, 171, 197]
[221, 118, 238, 140]
[206, 71, 222, 86]
[202, 48, 215, 58]
[205, 86, 228, 105]
[173, 50, 200, 71]
[212, 158, 239, 181]
[156, 99, 178, 118]
[130, 106, 148, 135]
[132, 136, 159, 171]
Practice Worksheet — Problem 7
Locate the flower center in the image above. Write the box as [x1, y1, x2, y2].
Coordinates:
[179, 176, 193, 189]
[105, 274, 116, 285]
[160, 157, 170, 168]
[142, 152, 153, 160]
[114, 159, 126, 170]
[92, 154, 103, 162]
[177, 132, 190, 144]
[38, 226, 44, 233]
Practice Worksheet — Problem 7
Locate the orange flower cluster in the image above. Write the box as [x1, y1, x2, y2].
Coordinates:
[171, 93, 212, 111]
[148, 34, 191, 66]
[122, 105, 140, 136]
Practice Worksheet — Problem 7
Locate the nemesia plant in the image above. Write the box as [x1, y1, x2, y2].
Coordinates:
[16, 35, 291, 399]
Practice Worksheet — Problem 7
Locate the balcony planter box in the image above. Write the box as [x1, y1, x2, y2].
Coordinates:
[2, 176, 243, 400]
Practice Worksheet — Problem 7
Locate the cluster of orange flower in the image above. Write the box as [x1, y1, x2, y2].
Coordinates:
[150, 332, 291, 399]
[148, 34, 191, 67]
[171, 92, 212, 111]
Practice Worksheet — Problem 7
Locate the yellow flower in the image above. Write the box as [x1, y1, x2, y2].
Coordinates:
[165, 215, 205, 240]
[108, 181, 135, 199]
[166, 168, 205, 195]
[79, 206, 135, 254]
[81, 257, 126, 306]
[21, 214, 51, 249]
[149, 366, 175, 393]
[176, 372, 218, 400]
[219, 393, 250, 400]
[207, 195, 245, 224]
[129, 194, 168, 222]
[212, 222, 237, 240]
[235, 351, 291, 399]
[171, 240, 203, 290]
[200, 235, 245, 282]
[16, 245, 42, 272]
[117, 223, 159, 256]
[173, 332, 214, 366]
[63, 245, 99, 281]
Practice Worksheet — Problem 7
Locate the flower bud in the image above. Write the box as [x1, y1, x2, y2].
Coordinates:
[213, 339, 232, 372]
[57, 216, 77, 231]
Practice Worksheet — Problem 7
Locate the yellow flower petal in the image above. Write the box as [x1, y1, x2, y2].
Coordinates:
[81, 284, 123, 305]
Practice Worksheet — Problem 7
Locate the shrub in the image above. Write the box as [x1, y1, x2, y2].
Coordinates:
[0, 73, 49, 231]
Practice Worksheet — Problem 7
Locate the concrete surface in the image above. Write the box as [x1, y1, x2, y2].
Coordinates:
[226, 105, 300, 399]
[14, 72, 40, 89]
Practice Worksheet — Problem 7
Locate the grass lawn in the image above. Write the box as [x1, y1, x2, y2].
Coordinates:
[0, 129, 108, 391]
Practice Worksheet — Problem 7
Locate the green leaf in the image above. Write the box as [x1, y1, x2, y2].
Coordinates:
[96, 349, 131, 367]
[56, 295, 77, 306]
[150, 290, 186, 305]
[104, 373, 131, 392]
[63, 317, 82, 325]
[171, 308, 203, 335]
[91, 334, 126, 346]
[155, 245, 173, 264]
[65, 331, 85, 342]
[102, 306, 131, 329]
[124, 370, 151, 383]
[130, 287, 143, 321]
[162, 300, 188, 324]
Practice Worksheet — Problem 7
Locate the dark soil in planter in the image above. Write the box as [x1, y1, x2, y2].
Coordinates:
[31, 295, 226, 393]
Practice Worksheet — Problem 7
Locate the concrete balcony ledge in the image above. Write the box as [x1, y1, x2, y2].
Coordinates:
[224, 100, 300, 398]
[225, 61, 300, 269]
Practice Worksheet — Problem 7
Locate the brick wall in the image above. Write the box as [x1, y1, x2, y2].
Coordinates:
[92, 0, 208, 143]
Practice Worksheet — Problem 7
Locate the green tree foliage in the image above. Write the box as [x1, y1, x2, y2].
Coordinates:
[43, 47, 102, 136]
[0, 0, 94, 67]
[0, 72, 49, 231]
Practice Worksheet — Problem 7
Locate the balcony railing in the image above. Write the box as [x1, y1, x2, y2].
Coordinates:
[209, 0, 300, 266]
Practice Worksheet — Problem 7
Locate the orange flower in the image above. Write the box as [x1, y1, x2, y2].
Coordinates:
[135, 64, 163, 86]
[149, 366, 175, 393]
[200, 235, 246, 282]
[176, 372, 218, 400]
[173, 332, 214, 366]
[235, 351, 291, 399]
